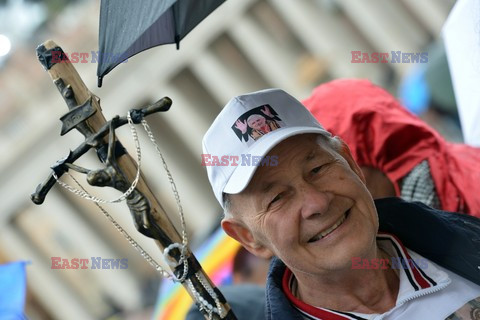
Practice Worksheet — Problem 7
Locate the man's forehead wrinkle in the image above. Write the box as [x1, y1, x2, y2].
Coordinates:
[250, 169, 278, 194]
[306, 149, 317, 161]
[298, 144, 325, 164]
[261, 181, 275, 193]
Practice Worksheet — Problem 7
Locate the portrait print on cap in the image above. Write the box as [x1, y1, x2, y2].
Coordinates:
[232, 104, 283, 144]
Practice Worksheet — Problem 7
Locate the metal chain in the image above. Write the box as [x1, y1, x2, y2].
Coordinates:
[196, 272, 225, 317]
[187, 278, 215, 320]
[67, 174, 172, 279]
[140, 119, 189, 253]
[53, 112, 142, 204]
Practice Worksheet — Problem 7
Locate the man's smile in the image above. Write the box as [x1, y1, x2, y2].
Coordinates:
[308, 209, 351, 243]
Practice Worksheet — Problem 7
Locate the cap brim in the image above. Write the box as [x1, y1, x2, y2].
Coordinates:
[223, 127, 330, 195]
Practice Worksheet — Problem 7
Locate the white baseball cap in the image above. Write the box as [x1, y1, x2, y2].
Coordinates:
[202, 88, 331, 207]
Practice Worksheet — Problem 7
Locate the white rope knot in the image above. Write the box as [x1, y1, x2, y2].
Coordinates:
[163, 242, 189, 282]
[163, 243, 186, 267]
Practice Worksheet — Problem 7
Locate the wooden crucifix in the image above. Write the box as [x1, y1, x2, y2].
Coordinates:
[31, 40, 237, 320]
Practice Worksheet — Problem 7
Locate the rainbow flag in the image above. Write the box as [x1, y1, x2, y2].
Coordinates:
[153, 228, 241, 320]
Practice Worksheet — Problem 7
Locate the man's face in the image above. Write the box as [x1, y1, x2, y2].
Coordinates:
[248, 116, 267, 131]
[223, 134, 379, 276]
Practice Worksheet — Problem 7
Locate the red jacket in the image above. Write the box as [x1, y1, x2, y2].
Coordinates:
[303, 79, 480, 217]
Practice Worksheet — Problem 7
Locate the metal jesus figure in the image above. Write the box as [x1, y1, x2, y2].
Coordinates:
[65, 118, 164, 241]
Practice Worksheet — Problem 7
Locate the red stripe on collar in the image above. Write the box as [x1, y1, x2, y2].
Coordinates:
[377, 232, 435, 289]
[282, 267, 358, 320]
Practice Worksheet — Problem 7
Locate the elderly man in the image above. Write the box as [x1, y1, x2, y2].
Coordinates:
[202, 88, 480, 320]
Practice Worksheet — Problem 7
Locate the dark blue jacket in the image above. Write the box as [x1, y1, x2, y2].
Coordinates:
[186, 284, 265, 320]
[265, 197, 480, 320]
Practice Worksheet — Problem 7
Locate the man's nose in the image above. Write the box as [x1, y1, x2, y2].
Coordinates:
[299, 183, 333, 220]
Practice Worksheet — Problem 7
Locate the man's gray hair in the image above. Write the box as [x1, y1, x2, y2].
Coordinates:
[317, 134, 342, 151]
[223, 193, 233, 218]
[247, 114, 265, 126]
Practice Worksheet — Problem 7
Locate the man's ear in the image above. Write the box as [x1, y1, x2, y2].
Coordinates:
[221, 218, 273, 259]
[337, 138, 366, 184]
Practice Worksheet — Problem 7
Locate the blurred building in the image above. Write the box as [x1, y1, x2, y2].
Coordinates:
[0, 0, 455, 319]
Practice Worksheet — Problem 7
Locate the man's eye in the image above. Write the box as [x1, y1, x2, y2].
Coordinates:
[311, 166, 323, 174]
[270, 194, 282, 205]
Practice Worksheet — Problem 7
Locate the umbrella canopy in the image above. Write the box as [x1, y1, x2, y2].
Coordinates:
[97, 0, 226, 87]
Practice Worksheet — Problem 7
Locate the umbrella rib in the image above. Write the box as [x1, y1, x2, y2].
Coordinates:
[172, 4, 180, 50]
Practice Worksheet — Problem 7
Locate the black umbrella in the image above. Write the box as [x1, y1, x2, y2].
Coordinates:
[97, 0, 226, 87]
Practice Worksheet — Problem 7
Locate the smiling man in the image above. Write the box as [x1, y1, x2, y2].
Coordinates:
[202, 89, 480, 320]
